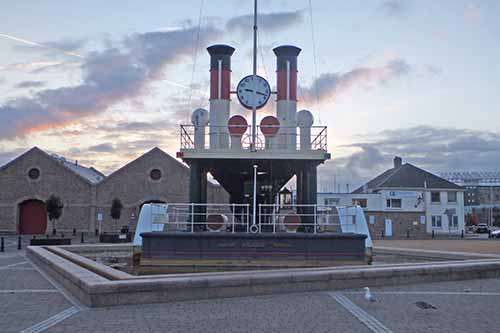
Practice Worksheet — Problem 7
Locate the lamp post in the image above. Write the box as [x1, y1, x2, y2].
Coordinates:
[250, 164, 258, 233]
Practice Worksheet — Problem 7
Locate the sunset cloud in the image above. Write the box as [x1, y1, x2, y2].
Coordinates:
[0, 26, 221, 140]
[301, 59, 411, 105]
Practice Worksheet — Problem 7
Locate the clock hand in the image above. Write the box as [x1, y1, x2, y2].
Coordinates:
[244, 89, 254, 92]
[255, 91, 267, 96]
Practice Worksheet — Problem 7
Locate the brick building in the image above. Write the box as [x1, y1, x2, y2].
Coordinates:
[0, 147, 228, 234]
[318, 157, 465, 238]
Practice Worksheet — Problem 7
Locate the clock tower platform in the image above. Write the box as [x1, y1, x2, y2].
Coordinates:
[177, 44, 330, 230]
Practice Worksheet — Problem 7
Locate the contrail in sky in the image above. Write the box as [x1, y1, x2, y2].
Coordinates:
[0, 33, 84, 59]
[0, 33, 206, 94]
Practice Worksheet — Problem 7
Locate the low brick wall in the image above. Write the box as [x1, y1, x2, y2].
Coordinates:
[365, 211, 429, 239]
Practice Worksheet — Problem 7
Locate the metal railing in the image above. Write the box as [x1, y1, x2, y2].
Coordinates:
[258, 204, 357, 233]
[150, 203, 250, 232]
[179, 125, 328, 151]
[147, 203, 359, 234]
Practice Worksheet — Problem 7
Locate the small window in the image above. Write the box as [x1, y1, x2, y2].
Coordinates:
[386, 199, 402, 208]
[324, 198, 339, 206]
[28, 168, 40, 180]
[150, 169, 162, 180]
[432, 215, 442, 228]
[431, 192, 441, 203]
[448, 192, 457, 203]
[451, 216, 459, 228]
[352, 198, 367, 208]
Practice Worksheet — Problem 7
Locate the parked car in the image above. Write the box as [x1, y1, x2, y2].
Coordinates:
[490, 229, 500, 238]
[475, 223, 490, 234]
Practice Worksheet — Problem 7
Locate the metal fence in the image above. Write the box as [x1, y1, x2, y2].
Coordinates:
[180, 125, 328, 151]
[146, 203, 358, 234]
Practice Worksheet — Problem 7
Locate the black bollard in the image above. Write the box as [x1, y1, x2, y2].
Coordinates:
[461, 230, 464, 238]
[60, 232, 64, 239]
[52, 228, 56, 236]
[46, 234, 49, 239]
[381, 230, 385, 238]
[73, 228, 76, 236]
[95, 228, 98, 236]
[1, 237, 4, 252]
[406, 230, 410, 239]
[17, 236, 22, 250]
[432, 230, 435, 239]
[81, 232, 84, 243]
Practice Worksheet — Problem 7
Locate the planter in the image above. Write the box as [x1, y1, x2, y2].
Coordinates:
[99, 233, 132, 243]
[30, 238, 71, 246]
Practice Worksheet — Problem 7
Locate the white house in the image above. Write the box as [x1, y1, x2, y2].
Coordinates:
[318, 157, 465, 238]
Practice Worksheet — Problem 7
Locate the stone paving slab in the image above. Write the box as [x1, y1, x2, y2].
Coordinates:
[0, 293, 72, 333]
[0, 254, 27, 266]
[374, 239, 500, 256]
[345, 278, 500, 333]
[0, 268, 56, 290]
[47, 292, 371, 333]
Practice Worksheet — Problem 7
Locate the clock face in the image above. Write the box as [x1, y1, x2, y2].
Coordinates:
[236, 75, 271, 110]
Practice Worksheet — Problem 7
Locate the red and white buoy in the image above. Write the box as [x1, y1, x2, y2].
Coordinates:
[228, 115, 248, 150]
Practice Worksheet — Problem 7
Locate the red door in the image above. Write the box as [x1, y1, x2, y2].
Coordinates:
[19, 200, 47, 234]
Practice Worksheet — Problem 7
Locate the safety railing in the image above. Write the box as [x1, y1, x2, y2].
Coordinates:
[146, 203, 361, 234]
[179, 125, 328, 151]
[258, 204, 358, 234]
[149, 203, 251, 233]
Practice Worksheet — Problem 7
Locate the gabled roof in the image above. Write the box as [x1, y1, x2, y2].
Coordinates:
[0, 147, 105, 185]
[56, 158, 105, 184]
[98, 147, 188, 185]
[354, 163, 463, 193]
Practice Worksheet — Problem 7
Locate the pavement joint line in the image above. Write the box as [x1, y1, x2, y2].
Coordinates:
[0, 261, 28, 269]
[19, 306, 80, 333]
[0, 289, 59, 294]
[344, 291, 500, 296]
[26, 257, 87, 311]
[328, 292, 392, 333]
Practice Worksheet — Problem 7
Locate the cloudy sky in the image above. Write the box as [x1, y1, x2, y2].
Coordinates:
[1, 0, 499, 190]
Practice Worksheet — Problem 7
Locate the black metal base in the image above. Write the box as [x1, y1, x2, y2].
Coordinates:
[140, 232, 367, 263]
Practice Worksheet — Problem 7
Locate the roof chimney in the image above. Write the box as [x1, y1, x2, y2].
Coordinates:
[394, 156, 402, 169]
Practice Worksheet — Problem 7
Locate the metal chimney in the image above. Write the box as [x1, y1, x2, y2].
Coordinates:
[207, 44, 235, 149]
[273, 45, 301, 150]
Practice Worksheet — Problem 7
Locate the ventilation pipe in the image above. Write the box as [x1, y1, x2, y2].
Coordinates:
[297, 109, 314, 150]
[273, 45, 301, 151]
[191, 108, 209, 149]
[207, 44, 235, 149]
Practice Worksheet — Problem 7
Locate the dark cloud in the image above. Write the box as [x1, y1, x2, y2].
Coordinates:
[0, 26, 220, 140]
[318, 126, 500, 190]
[226, 10, 303, 34]
[87, 143, 115, 153]
[45, 38, 88, 52]
[379, 0, 412, 16]
[15, 80, 46, 89]
[301, 59, 412, 104]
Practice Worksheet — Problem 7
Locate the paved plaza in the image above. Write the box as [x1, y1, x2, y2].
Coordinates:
[1, 238, 500, 332]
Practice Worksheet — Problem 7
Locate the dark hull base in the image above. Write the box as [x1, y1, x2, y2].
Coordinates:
[140, 232, 368, 269]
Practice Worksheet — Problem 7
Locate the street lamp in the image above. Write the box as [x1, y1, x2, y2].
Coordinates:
[250, 164, 259, 233]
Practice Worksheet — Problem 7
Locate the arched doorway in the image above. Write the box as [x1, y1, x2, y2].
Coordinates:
[19, 200, 47, 234]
